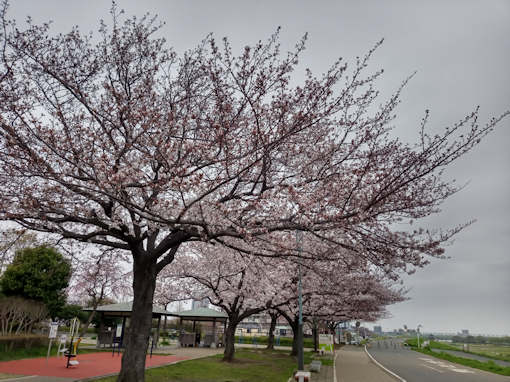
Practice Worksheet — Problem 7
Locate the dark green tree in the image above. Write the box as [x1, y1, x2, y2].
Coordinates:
[58, 303, 88, 322]
[0, 246, 71, 319]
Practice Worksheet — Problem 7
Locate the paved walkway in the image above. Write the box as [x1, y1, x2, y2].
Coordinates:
[335, 346, 397, 382]
[0, 377, 75, 382]
[310, 365, 334, 382]
[153, 346, 223, 359]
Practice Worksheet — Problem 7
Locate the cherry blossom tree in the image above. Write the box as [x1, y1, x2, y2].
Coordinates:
[68, 246, 132, 336]
[165, 243, 293, 361]
[153, 272, 190, 330]
[0, 4, 507, 380]
[0, 228, 41, 274]
[275, 261, 405, 355]
[169, 242, 403, 359]
[266, 309, 281, 350]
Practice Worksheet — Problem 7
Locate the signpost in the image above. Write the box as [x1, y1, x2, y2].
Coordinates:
[46, 322, 58, 364]
[116, 323, 123, 338]
[319, 333, 334, 354]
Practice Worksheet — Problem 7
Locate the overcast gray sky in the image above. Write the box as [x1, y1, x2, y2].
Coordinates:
[8, 0, 509, 335]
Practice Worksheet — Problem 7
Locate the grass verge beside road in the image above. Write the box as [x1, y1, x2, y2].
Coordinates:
[449, 343, 510, 363]
[97, 349, 313, 382]
[406, 343, 510, 376]
[406, 338, 510, 363]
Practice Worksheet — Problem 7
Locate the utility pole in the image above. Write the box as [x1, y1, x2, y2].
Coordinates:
[296, 230, 304, 371]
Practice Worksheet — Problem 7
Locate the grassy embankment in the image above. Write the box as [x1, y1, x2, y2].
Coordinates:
[448, 343, 510, 363]
[406, 338, 510, 362]
[405, 339, 510, 376]
[97, 349, 324, 382]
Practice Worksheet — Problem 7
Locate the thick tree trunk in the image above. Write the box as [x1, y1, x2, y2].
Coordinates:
[290, 319, 299, 357]
[223, 319, 238, 362]
[117, 256, 158, 382]
[80, 309, 96, 337]
[278, 310, 299, 357]
[266, 312, 278, 350]
[313, 322, 318, 352]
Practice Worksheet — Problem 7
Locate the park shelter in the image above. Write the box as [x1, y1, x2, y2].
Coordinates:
[171, 307, 228, 347]
[83, 301, 172, 348]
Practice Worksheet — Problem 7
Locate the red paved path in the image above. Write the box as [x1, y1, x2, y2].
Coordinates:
[0, 352, 189, 379]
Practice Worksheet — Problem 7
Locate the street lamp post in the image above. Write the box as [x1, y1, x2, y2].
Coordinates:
[296, 230, 304, 371]
[417, 324, 422, 348]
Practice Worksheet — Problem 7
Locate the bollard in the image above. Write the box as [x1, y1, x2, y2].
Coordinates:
[294, 371, 311, 382]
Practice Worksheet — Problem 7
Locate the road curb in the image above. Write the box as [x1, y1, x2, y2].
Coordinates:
[333, 350, 338, 382]
[364, 345, 407, 382]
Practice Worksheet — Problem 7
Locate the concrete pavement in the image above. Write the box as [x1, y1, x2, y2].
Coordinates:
[335, 345, 397, 382]
[0, 377, 75, 382]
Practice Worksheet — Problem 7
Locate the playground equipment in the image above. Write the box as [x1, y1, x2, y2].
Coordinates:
[63, 318, 82, 368]
[57, 334, 68, 357]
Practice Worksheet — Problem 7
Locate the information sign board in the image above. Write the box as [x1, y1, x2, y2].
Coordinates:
[116, 324, 123, 338]
[319, 333, 334, 353]
[49, 323, 59, 339]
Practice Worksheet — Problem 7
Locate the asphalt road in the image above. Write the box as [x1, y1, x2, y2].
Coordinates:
[368, 340, 510, 382]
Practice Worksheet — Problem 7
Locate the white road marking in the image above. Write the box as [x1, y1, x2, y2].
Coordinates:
[365, 345, 407, 382]
[421, 364, 444, 373]
[418, 357, 475, 374]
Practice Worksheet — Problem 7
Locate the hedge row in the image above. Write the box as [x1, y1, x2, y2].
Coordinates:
[234, 335, 315, 348]
[0, 335, 49, 352]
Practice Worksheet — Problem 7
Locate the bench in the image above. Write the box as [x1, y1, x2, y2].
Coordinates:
[310, 360, 322, 372]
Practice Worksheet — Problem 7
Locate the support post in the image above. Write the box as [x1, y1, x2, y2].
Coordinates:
[192, 320, 196, 347]
[212, 318, 217, 346]
[120, 317, 126, 348]
[223, 320, 227, 347]
[155, 315, 161, 348]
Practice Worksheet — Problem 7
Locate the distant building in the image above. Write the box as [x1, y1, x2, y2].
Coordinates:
[373, 326, 382, 335]
[460, 329, 469, 337]
[191, 298, 209, 310]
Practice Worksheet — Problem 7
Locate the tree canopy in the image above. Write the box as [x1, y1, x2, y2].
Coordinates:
[0, 4, 507, 381]
[0, 246, 71, 319]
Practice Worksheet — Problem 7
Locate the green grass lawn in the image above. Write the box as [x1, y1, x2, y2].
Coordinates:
[407, 345, 510, 376]
[97, 349, 314, 382]
[0, 345, 111, 362]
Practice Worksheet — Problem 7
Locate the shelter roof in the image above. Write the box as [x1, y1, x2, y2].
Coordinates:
[83, 301, 171, 316]
[170, 307, 228, 321]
